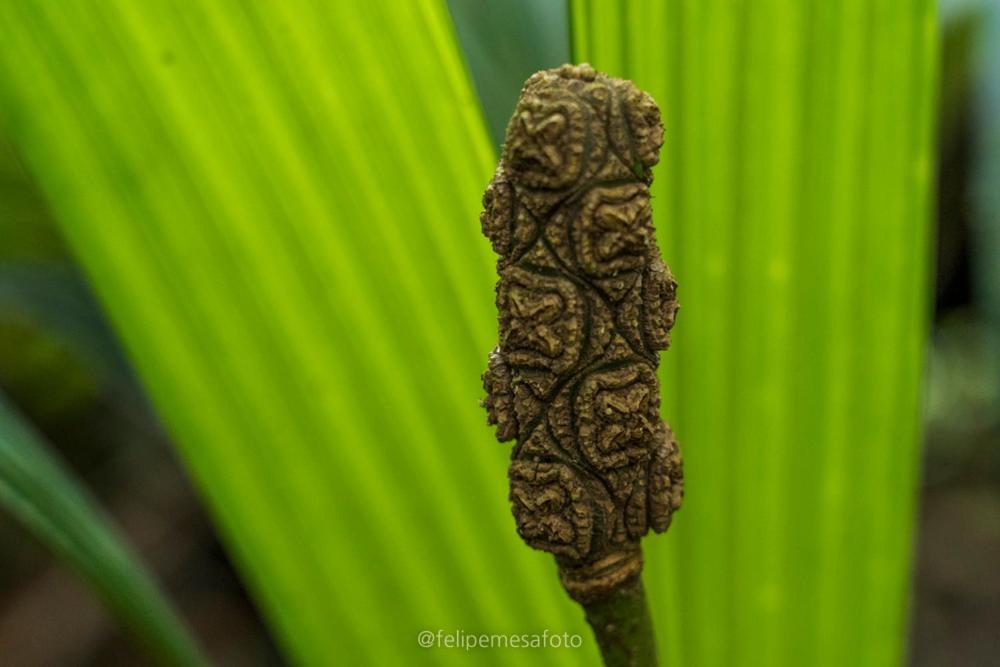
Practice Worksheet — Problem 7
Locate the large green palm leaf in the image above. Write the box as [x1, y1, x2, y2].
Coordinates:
[0, 1, 587, 665]
[572, 1, 937, 665]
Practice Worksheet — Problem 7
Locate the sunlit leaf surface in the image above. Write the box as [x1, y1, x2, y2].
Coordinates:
[571, 1, 937, 665]
[0, 1, 590, 665]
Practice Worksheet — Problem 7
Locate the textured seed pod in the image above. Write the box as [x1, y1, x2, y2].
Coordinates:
[480, 64, 683, 603]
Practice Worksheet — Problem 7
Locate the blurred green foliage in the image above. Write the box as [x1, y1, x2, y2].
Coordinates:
[0, 2, 578, 665]
[0, 392, 205, 666]
[0, 1, 952, 666]
[446, 0, 568, 149]
[971, 2, 1000, 340]
[0, 140, 64, 262]
[572, 2, 936, 666]
[0, 141, 104, 419]
[0, 133, 202, 663]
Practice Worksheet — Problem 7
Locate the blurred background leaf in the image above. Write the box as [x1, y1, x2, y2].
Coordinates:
[0, 391, 205, 666]
[445, 0, 568, 150]
[571, 1, 936, 666]
[0, 1, 587, 665]
[0, 139, 64, 262]
[969, 1, 1000, 353]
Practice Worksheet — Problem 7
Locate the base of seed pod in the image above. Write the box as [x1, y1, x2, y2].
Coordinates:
[558, 545, 644, 604]
[557, 546, 658, 666]
[482, 63, 677, 667]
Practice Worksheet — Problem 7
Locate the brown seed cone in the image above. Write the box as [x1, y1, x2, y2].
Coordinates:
[480, 64, 683, 603]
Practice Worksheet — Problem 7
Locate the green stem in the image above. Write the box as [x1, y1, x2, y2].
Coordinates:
[582, 575, 659, 667]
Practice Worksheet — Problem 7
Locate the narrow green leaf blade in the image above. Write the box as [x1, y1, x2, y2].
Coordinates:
[0, 392, 206, 667]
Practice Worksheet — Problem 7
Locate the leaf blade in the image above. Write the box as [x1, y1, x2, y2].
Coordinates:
[0, 1, 590, 664]
[0, 392, 206, 667]
[570, 1, 937, 665]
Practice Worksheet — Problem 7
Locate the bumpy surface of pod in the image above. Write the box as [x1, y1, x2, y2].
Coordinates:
[481, 64, 684, 602]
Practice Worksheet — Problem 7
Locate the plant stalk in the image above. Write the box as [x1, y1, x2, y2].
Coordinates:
[582, 575, 658, 667]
